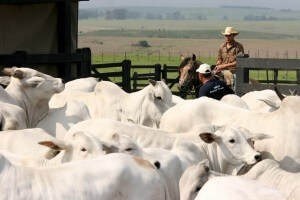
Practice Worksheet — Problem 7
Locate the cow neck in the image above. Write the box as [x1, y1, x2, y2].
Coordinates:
[202, 142, 244, 175]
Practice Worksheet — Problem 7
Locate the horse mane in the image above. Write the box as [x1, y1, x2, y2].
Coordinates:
[179, 57, 192, 70]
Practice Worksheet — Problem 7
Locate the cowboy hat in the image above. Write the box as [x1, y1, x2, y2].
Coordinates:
[222, 27, 239, 36]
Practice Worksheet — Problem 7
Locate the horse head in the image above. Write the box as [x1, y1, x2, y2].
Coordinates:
[178, 54, 202, 97]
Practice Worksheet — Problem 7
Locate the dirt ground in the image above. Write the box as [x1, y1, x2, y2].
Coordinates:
[78, 36, 300, 59]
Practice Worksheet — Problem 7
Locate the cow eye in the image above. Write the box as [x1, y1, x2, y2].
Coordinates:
[195, 187, 201, 192]
[125, 148, 133, 152]
[156, 96, 162, 100]
[81, 148, 87, 152]
[229, 139, 235, 143]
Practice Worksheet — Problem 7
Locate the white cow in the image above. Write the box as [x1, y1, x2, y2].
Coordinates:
[0, 153, 170, 200]
[194, 176, 287, 200]
[67, 119, 267, 175]
[241, 89, 281, 112]
[243, 159, 300, 197]
[170, 125, 268, 173]
[67, 118, 208, 150]
[50, 80, 172, 127]
[1, 67, 64, 127]
[160, 96, 300, 172]
[65, 77, 98, 92]
[0, 131, 118, 167]
[35, 100, 91, 139]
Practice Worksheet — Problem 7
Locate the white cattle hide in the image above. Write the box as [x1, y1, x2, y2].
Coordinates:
[179, 161, 225, 200]
[0, 128, 57, 158]
[0, 153, 170, 200]
[243, 159, 300, 197]
[160, 96, 300, 172]
[65, 77, 98, 92]
[67, 118, 207, 150]
[194, 176, 287, 200]
[0, 102, 27, 130]
[36, 100, 91, 139]
[108, 134, 182, 200]
[221, 94, 249, 109]
[241, 89, 281, 112]
[1, 67, 64, 128]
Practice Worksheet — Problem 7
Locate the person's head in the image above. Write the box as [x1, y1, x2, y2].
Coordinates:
[196, 63, 212, 83]
[222, 27, 239, 43]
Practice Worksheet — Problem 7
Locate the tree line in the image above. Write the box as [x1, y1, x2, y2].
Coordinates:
[79, 9, 200, 20]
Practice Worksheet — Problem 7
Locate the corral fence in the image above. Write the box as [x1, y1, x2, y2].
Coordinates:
[91, 58, 300, 97]
[236, 57, 300, 96]
[90, 60, 185, 96]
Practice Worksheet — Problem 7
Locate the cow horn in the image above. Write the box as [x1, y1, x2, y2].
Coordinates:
[12, 69, 24, 79]
[149, 79, 156, 86]
[274, 87, 285, 101]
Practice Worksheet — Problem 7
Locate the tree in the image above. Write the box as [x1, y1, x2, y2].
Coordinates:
[112, 9, 128, 20]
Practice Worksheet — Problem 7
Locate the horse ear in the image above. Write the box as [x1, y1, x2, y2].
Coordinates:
[181, 55, 185, 61]
[192, 54, 196, 61]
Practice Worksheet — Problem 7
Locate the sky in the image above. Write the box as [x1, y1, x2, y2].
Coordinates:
[79, 0, 300, 10]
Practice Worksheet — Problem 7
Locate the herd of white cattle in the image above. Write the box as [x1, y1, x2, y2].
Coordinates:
[0, 67, 299, 200]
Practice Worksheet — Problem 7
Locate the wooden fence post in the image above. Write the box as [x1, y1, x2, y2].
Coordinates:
[154, 64, 161, 81]
[162, 64, 167, 81]
[132, 72, 138, 91]
[122, 59, 131, 92]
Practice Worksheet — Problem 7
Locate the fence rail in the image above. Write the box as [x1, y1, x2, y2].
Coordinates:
[90, 60, 187, 96]
[236, 58, 300, 96]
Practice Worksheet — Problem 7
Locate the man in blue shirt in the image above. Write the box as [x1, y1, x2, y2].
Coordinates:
[196, 63, 234, 100]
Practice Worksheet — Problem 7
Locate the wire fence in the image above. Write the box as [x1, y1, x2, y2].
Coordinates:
[92, 50, 299, 64]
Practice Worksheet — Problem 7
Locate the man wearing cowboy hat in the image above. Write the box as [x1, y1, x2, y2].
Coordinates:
[214, 27, 244, 89]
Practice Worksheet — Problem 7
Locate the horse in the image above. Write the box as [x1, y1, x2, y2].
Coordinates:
[177, 54, 203, 98]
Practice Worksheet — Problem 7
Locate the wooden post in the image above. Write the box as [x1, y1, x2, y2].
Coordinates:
[57, 0, 72, 81]
[158, 51, 160, 61]
[113, 52, 115, 62]
[122, 60, 131, 92]
[162, 64, 167, 81]
[137, 52, 139, 62]
[169, 52, 171, 61]
[102, 52, 104, 61]
[148, 51, 150, 61]
[132, 72, 138, 91]
[76, 48, 91, 77]
[154, 64, 161, 81]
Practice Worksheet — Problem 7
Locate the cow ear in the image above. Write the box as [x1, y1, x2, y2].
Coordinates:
[249, 132, 273, 141]
[25, 77, 44, 87]
[148, 79, 156, 86]
[239, 127, 272, 141]
[38, 140, 67, 150]
[199, 133, 217, 143]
